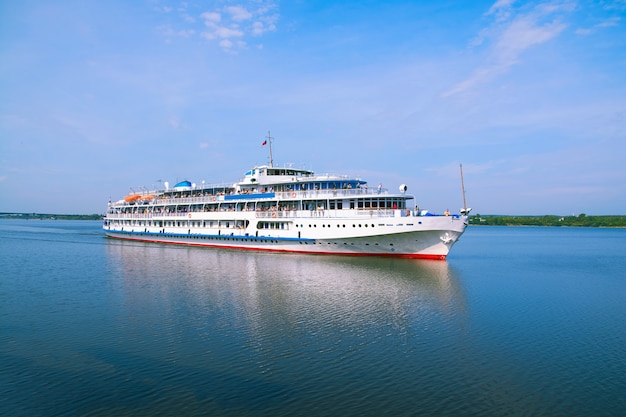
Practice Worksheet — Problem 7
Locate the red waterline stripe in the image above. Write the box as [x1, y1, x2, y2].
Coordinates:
[106, 235, 447, 260]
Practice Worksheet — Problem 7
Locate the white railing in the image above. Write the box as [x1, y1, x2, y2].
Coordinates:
[115, 187, 406, 207]
[106, 208, 412, 220]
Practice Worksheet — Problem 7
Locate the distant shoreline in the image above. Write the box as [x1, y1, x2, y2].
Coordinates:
[469, 214, 626, 228]
[0, 213, 103, 221]
[2, 212, 626, 227]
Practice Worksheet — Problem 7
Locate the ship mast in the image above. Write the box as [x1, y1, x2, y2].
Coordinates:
[460, 163, 468, 214]
[266, 131, 274, 167]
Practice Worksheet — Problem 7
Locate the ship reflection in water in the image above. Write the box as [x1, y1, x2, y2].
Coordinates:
[106, 240, 467, 336]
[103, 240, 469, 415]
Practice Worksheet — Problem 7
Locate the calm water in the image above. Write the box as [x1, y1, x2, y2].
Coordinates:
[1, 220, 625, 416]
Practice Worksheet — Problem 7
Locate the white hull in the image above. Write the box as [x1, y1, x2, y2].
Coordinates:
[104, 210, 467, 259]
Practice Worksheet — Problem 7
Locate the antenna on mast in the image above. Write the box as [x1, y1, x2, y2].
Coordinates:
[266, 131, 274, 167]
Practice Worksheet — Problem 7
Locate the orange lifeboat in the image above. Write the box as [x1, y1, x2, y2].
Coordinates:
[124, 194, 141, 202]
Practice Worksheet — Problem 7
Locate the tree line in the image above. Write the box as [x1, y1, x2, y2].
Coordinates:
[0, 213, 103, 220]
[470, 214, 626, 227]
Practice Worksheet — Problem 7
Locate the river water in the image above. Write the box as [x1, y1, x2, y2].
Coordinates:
[1, 220, 624, 416]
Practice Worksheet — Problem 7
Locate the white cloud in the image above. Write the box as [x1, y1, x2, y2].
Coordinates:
[577, 15, 621, 35]
[252, 21, 265, 36]
[171, 2, 279, 52]
[219, 39, 233, 49]
[157, 25, 195, 39]
[486, 0, 516, 21]
[200, 11, 221, 23]
[214, 25, 244, 39]
[494, 15, 566, 64]
[225, 5, 252, 22]
[444, 1, 569, 97]
[597, 16, 621, 27]
[602, 0, 626, 11]
[155, 2, 279, 51]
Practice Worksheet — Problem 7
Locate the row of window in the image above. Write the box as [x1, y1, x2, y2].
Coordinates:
[296, 222, 419, 228]
[110, 229, 399, 247]
[113, 198, 407, 213]
[108, 220, 421, 230]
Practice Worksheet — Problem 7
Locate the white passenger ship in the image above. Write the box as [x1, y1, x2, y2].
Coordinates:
[104, 138, 469, 259]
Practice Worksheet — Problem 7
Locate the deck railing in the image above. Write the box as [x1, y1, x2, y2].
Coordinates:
[121, 187, 399, 206]
[105, 208, 413, 220]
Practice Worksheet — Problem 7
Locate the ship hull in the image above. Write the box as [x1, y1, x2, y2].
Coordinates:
[104, 215, 467, 260]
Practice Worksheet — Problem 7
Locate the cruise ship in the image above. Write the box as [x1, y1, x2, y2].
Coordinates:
[103, 139, 469, 259]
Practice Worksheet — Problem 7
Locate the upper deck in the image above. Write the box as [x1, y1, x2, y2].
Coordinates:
[111, 163, 410, 209]
[237, 164, 367, 192]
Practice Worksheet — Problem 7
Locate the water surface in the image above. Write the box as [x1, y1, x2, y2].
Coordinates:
[1, 220, 624, 416]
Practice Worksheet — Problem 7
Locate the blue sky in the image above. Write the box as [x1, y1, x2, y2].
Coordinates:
[1, 0, 625, 215]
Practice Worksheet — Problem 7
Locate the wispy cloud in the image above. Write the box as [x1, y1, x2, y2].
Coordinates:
[576, 16, 621, 35]
[444, 1, 571, 97]
[485, 0, 516, 22]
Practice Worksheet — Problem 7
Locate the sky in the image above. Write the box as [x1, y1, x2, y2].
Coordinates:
[1, 0, 625, 215]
